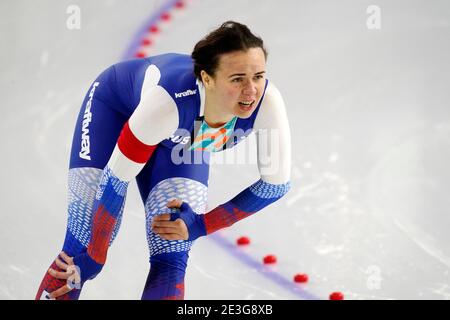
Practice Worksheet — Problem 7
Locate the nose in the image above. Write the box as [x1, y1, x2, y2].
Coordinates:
[242, 80, 257, 97]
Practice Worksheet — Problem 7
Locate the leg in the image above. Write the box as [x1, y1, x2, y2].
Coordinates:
[35, 70, 129, 300]
[136, 146, 210, 300]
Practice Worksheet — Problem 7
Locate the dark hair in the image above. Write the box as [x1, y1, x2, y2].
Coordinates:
[191, 21, 267, 81]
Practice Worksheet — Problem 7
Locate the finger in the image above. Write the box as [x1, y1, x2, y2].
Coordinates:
[59, 252, 74, 265]
[48, 284, 73, 299]
[151, 220, 179, 228]
[159, 233, 180, 241]
[158, 232, 187, 241]
[48, 268, 71, 280]
[54, 257, 69, 271]
[153, 214, 171, 221]
[166, 199, 183, 208]
[152, 226, 180, 235]
[166, 198, 181, 206]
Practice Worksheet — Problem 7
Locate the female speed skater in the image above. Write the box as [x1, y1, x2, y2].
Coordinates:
[35, 20, 291, 300]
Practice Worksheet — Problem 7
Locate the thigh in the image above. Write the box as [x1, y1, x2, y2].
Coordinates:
[136, 146, 210, 256]
[65, 70, 129, 251]
[69, 67, 129, 170]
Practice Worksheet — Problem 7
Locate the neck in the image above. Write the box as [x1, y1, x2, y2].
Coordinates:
[203, 97, 234, 128]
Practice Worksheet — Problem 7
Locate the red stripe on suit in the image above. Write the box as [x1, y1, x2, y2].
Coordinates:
[117, 121, 157, 163]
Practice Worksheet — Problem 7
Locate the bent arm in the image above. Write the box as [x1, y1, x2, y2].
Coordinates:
[202, 82, 292, 234]
[74, 69, 178, 282]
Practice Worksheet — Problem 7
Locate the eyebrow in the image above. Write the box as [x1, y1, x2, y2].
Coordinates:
[228, 71, 266, 78]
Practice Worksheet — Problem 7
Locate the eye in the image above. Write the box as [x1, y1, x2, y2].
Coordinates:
[254, 74, 264, 80]
[231, 78, 243, 83]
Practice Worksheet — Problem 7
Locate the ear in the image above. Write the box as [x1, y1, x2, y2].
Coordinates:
[200, 70, 214, 89]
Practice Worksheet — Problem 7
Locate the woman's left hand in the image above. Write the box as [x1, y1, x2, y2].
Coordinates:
[151, 199, 189, 240]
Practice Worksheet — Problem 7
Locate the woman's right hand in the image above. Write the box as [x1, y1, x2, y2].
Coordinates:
[47, 251, 81, 299]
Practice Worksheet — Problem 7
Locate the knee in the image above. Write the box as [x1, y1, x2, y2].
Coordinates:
[150, 251, 189, 272]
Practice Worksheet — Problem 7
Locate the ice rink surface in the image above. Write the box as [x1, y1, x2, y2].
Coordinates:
[1, 0, 450, 299]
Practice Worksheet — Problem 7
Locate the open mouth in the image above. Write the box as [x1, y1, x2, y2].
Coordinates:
[238, 100, 255, 110]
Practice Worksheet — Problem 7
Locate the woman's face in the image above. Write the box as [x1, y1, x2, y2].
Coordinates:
[202, 47, 267, 120]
